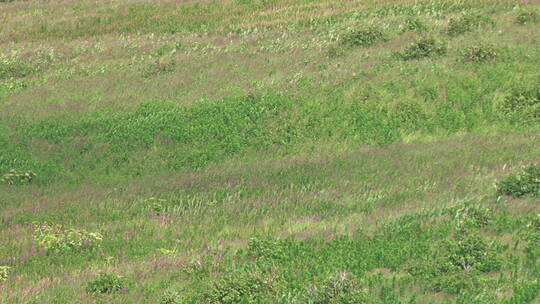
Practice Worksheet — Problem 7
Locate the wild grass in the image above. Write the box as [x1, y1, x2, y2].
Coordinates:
[1, 0, 540, 303]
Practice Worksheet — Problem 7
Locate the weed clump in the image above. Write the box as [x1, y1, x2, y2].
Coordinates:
[516, 11, 539, 25]
[397, 38, 447, 60]
[497, 164, 540, 198]
[86, 272, 127, 295]
[160, 289, 182, 304]
[453, 203, 492, 229]
[33, 223, 103, 253]
[0, 266, 10, 282]
[446, 13, 494, 36]
[1, 169, 36, 185]
[460, 43, 498, 63]
[205, 269, 275, 304]
[341, 26, 385, 47]
[401, 17, 427, 33]
[141, 56, 176, 78]
[310, 271, 368, 304]
[495, 85, 540, 123]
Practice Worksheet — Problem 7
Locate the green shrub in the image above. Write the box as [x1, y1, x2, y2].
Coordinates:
[33, 223, 103, 253]
[0, 54, 38, 80]
[0, 266, 10, 282]
[460, 43, 498, 63]
[397, 37, 447, 60]
[205, 269, 274, 304]
[516, 11, 539, 25]
[445, 232, 501, 272]
[341, 26, 385, 47]
[310, 271, 368, 304]
[453, 203, 492, 229]
[1, 169, 36, 185]
[141, 56, 176, 78]
[86, 272, 127, 295]
[401, 17, 427, 32]
[497, 164, 540, 198]
[145, 197, 167, 216]
[160, 289, 182, 304]
[447, 13, 494, 36]
[390, 99, 428, 132]
[495, 86, 540, 123]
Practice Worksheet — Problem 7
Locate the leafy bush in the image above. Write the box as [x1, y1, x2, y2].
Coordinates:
[390, 99, 428, 132]
[401, 17, 427, 32]
[1, 169, 36, 185]
[310, 271, 368, 304]
[445, 232, 501, 272]
[497, 164, 540, 198]
[516, 11, 539, 25]
[495, 86, 540, 123]
[460, 43, 498, 63]
[0, 54, 38, 80]
[205, 268, 275, 304]
[0, 266, 10, 282]
[397, 37, 447, 60]
[160, 289, 182, 304]
[86, 272, 127, 295]
[453, 203, 492, 229]
[145, 197, 167, 216]
[33, 223, 103, 253]
[447, 13, 494, 36]
[341, 26, 385, 47]
[141, 56, 176, 78]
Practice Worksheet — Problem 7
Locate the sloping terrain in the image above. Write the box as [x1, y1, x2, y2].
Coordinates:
[0, 0, 539, 303]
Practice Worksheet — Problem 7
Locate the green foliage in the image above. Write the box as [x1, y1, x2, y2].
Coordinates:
[160, 289, 182, 304]
[516, 11, 539, 25]
[141, 56, 176, 78]
[33, 223, 103, 253]
[397, 37, 447, 60]
[341, 26, 386, 47]
[495, 85, 540, 123]
[0, 53, 38, 80]
[497, 164, 540, 198]
[0, 266, 10, 282]
[453, 203, 492, 229]
[86, 272, 127, 295]
[205, 268, 275, 304]
[1, 169, 36, 185]
[145, 197, 167, 216]
[390, 99, 428, 132]
[445, 232, 501, 272]
[310, 271, 368, 304]
[401, 17, 427, 32]
[447, 13, 495, 36]
[460, 43, 498, 63]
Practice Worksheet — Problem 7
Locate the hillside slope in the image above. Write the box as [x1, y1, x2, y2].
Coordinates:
[1, 0, 539, 303]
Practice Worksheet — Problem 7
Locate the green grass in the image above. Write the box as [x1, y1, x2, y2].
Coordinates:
[1, 0, 540, 303]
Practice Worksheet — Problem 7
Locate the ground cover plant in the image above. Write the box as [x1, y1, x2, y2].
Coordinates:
[1, 0, 540, 303]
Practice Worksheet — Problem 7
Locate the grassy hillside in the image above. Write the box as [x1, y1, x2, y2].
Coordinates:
[1, 0, 539, 303]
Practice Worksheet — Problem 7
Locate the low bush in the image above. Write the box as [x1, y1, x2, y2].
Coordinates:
[341, 26, 385, 47]
[495, 85, 540, 123]
[497, 164, 540, 198]
[460, 43, 498, 63]
[0, 266, 10, 282]
[160, 289, 182, 304]
[310, 271, 368, 304]
[401, 17, 427, 32]
[516, 11, 539, 25]
[33, 223, 103, 253]
[453, 203, 492, 229]
[447, 13, 495, 36]
[445, 232, 501, 272]
[86, 272, 127, 295]
[1, 169, 36, 185]
[397, 37, 447, 60]
[205, 268, 275, 304]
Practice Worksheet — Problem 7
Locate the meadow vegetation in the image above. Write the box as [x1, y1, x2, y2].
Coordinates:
[0, 0, 539, 303]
